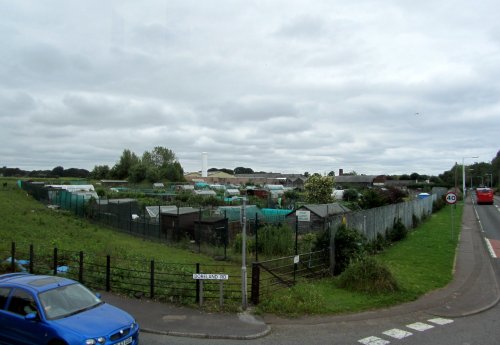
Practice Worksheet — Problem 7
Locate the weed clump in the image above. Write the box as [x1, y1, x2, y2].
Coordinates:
[333, 225, 366, 275]
[337, 256, 399, 293]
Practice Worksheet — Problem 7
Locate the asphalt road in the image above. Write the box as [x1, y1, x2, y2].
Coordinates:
[141, 196, 500, 345]
[139, 304, 500, 345]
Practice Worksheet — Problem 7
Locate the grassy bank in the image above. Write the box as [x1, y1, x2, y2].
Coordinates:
[0, 179, 220, 265]
[258, 203, 463, 316]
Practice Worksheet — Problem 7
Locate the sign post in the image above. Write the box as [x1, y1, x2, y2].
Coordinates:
[193, 274, 229, 307]
[445, 192, 457, 240]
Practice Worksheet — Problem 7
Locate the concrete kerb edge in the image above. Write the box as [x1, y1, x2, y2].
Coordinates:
[141, 325, 272, 340]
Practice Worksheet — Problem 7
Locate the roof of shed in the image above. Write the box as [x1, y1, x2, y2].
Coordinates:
[294, 203, 351, 218]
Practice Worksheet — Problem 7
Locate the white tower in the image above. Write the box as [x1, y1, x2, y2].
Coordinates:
[202, 152, 208, 178]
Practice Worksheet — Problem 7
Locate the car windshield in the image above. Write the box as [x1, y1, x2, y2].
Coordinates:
[38, 283, 102, 320]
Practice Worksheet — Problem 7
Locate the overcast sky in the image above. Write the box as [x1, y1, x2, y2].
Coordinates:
[1, 1, 499, 176]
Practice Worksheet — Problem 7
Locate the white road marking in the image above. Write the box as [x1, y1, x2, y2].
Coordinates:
[406, 322, 434, 331]
[358, 336, 390, 345]
[359, 317, 454, 344]
[382, 328, 413, 339]
[428, 317, 454, 325]
[485, 238, 497, 258]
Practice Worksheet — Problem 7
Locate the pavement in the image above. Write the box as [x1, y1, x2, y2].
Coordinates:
[101, 198, 500, 340]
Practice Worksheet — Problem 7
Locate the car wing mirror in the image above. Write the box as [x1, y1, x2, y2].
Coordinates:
[25, 312, 38, 321]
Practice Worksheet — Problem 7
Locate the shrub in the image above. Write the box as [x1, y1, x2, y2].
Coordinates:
[312, 229, 330, 252]
[387, 218, 407, 242]
[433, 197, 446, 212]
[366, 233, 387, 254]
[299, 232, 317, 253]
[337, 256, 399, 293]
[412, 214, 421, 228]
[333, 225, 366, 275]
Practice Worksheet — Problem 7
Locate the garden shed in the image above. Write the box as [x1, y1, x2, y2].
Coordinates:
[286, 203, 351, 233]
[160, 207, 201, 241]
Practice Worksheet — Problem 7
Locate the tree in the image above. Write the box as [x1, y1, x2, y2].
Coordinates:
[492, 150, 500, 188]
[90, 165, 110, 180]
[141, 146, 184, 182]
[111, 149, 139, 180]
[234, 167, 254, 174]
[343, 189, 359, 202]
[359, 189, 388, 209]
[384, 187, 407, 204]
[409, 172, 420, 181]
[51, 166, 64, 177]
[128, 162, 147, 183]
[304, 175, 334, 203]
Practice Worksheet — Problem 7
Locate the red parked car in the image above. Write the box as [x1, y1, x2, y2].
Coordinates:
[476, 188, 494, 205]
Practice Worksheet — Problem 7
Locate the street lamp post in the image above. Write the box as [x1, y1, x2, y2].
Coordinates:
[235, 196, 248, 310]
[462, 156, 478, 199]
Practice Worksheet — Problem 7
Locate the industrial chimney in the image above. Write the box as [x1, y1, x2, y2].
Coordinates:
[202, 152, 208, 178]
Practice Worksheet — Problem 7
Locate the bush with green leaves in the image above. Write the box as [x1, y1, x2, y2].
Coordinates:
[433, 196, 446, 212]
[387, 218, 407, 242]
[333, 225, 367, 275]
[365, 232, 387, 254]
[337, 256, 399, 293]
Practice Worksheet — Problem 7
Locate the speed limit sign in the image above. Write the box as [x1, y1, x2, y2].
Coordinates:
[445, 192, 457, 204]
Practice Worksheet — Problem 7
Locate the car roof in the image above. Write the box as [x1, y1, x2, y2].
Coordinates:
[0, 273, 76, 293]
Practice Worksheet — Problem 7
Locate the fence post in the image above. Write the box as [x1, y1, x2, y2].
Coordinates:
[224, 218, 229, 260]
[53, 248, 58, 276]
[251, 263, 260, 305]
[29, 245, 34, 274]
[198, 208, 202, 253]
[129, 201, 132, 233]
[79, 251, 84, 283]
[255, 214, 259, 262]
[150, 260, 155, 299]
[10, 242, 15, 272]
[294, 217, 299, 282]
[106, 255, 111, 292]
[195, 263, 200, 303]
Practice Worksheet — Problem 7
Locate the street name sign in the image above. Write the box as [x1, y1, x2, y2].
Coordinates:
[193, 273, 229, 280]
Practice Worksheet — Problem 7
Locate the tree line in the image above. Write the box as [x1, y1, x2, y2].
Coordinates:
[2, 149, 499, 188]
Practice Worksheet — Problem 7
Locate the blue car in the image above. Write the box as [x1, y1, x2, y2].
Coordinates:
[0, 273, 139, 345]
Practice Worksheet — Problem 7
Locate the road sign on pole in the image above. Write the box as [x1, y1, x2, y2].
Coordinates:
[445, 192, 457, 241]
[445, 192, 457, 204]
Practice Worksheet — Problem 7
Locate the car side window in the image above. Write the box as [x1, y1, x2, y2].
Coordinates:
[6, 288, 38, 316]
[0, 287, 11, 309]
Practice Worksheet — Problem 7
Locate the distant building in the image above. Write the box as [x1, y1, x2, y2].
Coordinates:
[334, 175, 386, 188]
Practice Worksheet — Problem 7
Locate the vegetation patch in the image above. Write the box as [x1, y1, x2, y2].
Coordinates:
[337, 256, 399, 293]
